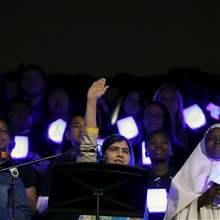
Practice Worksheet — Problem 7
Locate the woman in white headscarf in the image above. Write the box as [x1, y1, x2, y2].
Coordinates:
[164, 123, 220, 220]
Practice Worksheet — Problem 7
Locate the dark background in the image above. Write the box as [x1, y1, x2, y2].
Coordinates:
[0, 1, 218, 76]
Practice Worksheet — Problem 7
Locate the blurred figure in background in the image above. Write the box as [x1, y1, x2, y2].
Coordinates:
[143, 101, 172, 137]
[113, 90, 144, 163]
[120, 90, 143, 120]
[19, 65, 47, 126]
[34, 87, 71, 158]
[7, 99, 33, 136]
[47, 88, 70, 122]
[152, 84, 187, 150]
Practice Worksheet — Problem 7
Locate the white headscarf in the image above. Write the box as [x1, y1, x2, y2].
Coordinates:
[164, 123, 220, 220]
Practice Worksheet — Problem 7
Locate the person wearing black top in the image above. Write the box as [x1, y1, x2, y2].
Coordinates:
[145, 129, 178, 220]
[0, 117, 32, 219]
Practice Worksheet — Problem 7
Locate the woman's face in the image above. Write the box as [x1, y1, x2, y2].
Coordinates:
[104, 140, 130, 165]
[205, 127, 220, 160]
[123, 91, 141, 117]
[66, 116, 85, 146]
[144, 104, 164, 133]
[147, 132, 171, 163]
[158, 88, 179, 115]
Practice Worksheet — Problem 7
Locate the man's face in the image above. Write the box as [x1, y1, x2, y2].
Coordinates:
[104, 140, 130, 165]
[0, 121, 10, 151]
[205, 127, 220, 160]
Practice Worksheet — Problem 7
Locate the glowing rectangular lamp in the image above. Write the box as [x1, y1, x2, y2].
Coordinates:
[11, 135, 29, 159]
[116, 116, 138, 139]
[147, 188, 167, 213]
[48, 118, 67, 143]
[183, 104, 206, 129]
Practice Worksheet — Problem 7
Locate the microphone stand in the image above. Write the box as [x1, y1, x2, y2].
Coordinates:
[9, 168, 19, 220]
[0, 149, 77, 220]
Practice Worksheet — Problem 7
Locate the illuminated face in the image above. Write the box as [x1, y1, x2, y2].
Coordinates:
[0, 121, 10, 151]
[205, 127, 220, 160]
[66, 116, 85, 146]
[158, 88, 179, 115]
[104, 141, 130, 165]
[147, 132, 171, 163]
[144, 104, 164, 133]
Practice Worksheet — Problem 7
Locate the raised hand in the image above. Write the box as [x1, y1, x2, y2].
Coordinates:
[85, 78, 109, 128]
[87, 78, 109, 100]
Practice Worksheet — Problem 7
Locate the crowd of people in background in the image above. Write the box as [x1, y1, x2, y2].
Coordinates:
[0, 65, 220, 220]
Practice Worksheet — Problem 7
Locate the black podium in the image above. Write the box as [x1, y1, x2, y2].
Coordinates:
[48, 162, 148, 218]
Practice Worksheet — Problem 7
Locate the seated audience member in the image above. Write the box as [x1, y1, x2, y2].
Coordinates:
[0, 116, 38, 214]
[121, 91, 143, 119]
[62, 114, 85, 156]
[41, 87, 71, 154]
[0, 117, 32, 219]
[18, 65, 47, 126]
[164, 123, 220, 220]
[145, 129, 178, 220]
[38, 113, 86, 204]
[114, 90, 144, 163]
[7, 99, 33, 136]
[34, 87, 71, 159]
[152, 84, 188, 151]
[143, 101, 186, 169]
[7, 99, 42, 155]
[143, 101, 173, 138]
[28, 88, 72, 172]
[37, 116, 91, 219]
[47, 88, 70, 122]
[7, 100, 41, 213]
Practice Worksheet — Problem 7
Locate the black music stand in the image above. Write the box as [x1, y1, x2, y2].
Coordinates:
[48, 162, 148, 220]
